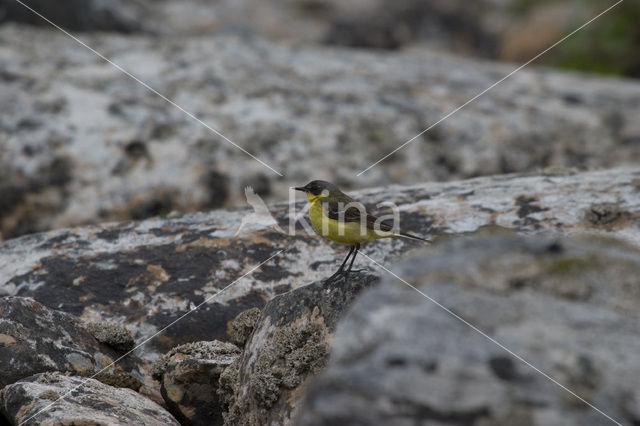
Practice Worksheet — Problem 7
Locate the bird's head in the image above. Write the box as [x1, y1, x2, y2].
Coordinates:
[294, 180, 340, 202]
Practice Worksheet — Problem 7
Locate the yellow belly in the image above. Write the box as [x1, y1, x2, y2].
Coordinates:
[308, 200, 394, 245]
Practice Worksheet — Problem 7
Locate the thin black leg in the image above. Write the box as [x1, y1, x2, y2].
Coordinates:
[328, 245, 355, 281]
[344, 243, 360, 281]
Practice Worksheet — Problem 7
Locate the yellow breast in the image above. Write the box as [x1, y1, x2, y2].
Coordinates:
[308, 199, 393, 245]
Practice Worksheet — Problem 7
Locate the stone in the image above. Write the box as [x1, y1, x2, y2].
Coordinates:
[151, 340, 241, 425]
[0, 372, 179, 425]
[0, 297, 145, 390]
[84, 321, 135, 353]
[1, 23, 640, 238]
[0, 0, 157, 33]
[222, 272, 379, 425]
[228, 308, 262, 347]
[1, 169, 640, 424]
[297, 235, 640, 425]
[585, 202, 623, 226]
[1, 168, 639, 362]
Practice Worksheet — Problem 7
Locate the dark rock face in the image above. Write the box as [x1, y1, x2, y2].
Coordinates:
[152, 340, 241, 426]
[0, 297, 144, 389]
[222, 272, 379, 425]
[0, 0, 155, 32]
[0, 372, 179, 425]
[297, 235, 640, 425]
[323, 0, 496, 52]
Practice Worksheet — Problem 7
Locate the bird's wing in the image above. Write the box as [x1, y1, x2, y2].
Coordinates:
[323, 198, 393, 232]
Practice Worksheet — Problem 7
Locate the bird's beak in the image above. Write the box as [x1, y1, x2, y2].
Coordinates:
[293, 187, 306, 192]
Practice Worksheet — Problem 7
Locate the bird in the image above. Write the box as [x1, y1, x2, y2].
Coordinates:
[235, 186, 285, 236]
[294, 180, 429, 281]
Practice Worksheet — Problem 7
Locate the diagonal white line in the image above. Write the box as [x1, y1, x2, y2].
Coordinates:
[359, 251, 623, 426]
[19, 248, 287, 425]
[12, 0, 283, 177]
[356, 0, 624, 176]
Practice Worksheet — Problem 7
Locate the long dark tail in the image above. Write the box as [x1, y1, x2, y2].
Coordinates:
[394, 232, 431, 243]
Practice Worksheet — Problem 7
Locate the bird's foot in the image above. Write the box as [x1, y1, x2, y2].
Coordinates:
[326, 269, 346, 283]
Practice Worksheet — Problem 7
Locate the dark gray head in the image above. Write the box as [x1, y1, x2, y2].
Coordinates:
[294, 180, 340, 197]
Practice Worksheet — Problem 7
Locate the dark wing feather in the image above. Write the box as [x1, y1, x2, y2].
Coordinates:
[322, 198, 394, 232]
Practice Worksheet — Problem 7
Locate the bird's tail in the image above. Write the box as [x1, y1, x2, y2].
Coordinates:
[394, 232, 431, 243]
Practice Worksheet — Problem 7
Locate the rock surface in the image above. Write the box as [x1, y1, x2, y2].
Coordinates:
[1, 24, 640, 237]
[8, 0, 636, 80]
[0, 170, 639, 424]
[0, 0, 158, 33]
[84, 321, 135, 353]
[0, 371, 179, 425]
[228, 307, 262, 347]
[298, 234, 640, 425]
[152, 340, 241, 426]
[0, 296, 144, 389]
[1, 168, 639, 361]
[222, 272, 379, 425]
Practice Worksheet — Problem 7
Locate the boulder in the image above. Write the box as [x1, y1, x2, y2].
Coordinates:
[0, 372, 179, 425]
[1, 168, 639, 361]
[0, 296, 145, 390]
[84, 321, 135, 353]
[151, 340, 242, 426]
[297, 235, 640, 425]
[1, 23, 640, 237]
[221, 272, 378, 425]
[228, 307, 262, 347]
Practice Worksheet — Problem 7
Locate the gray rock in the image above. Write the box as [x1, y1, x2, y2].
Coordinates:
[151, 340, 241, 380]
[0, 372, 179, 425]
[150, 0, 640, 78]
[1, 168, 639, 362]
[155, 0, 499, 52]
[229, 308, 262, 347]
[223, 272, 379, 425]
[84, 321, 135, 353]
[151, 340, 241, 426]
[0, 0, 157, 33]
[1, 24, 640, 238]
[0, 296, 145, 390]
[297, 235, 640, 425]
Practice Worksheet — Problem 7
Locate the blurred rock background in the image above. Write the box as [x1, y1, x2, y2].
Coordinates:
[1, 3, 639, 424]
[2, 0, 638, 76]
[0, 0, 638, 239]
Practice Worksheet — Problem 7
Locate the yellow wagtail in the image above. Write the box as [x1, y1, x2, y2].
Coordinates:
[294, 180, 429, 280]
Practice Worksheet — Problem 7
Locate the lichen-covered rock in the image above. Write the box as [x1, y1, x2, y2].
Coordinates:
[1, 23, 640, 238]
[228, 308, 262, 347]
[0, 372, 179, 425]
[151, 340, 241, 425]
[1, 168, 639, 362]
[0, 296, 145, 389]
[222, 272, 379, 425]
[84, 321, 135, 353]
[93, 370, 142, 392]
[297, 235, 640, 425]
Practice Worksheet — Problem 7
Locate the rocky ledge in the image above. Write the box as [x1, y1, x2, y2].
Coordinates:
[2, 23, 640, 238]
[0, 168, 639, 424]
[1, 168, 638, 359]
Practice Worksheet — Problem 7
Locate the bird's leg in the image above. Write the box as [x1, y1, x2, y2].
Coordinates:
[344, 243, 360, 281]
[327, 245, 355, 281]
